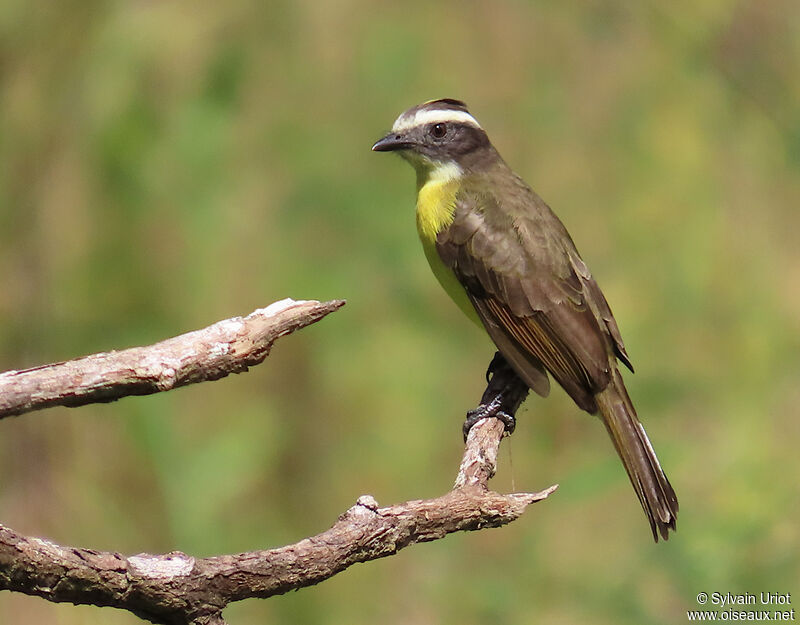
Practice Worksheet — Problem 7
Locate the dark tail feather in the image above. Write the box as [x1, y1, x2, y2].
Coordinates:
[595, 370, 678, 542]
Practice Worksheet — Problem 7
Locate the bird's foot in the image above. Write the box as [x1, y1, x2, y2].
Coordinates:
[463, 396, 516, 441]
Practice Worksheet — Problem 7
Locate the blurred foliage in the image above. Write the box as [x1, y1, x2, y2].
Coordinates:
[1, 1, 799, 624]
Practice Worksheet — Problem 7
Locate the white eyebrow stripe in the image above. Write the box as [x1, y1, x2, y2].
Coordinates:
[392, 109, 482, 133]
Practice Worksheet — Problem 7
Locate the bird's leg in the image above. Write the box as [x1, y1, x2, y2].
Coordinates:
[463, 352, 530, 441]
[485, 350, 506, 383]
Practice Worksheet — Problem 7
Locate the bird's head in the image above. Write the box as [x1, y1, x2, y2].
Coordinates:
[372, 99, 493, 179]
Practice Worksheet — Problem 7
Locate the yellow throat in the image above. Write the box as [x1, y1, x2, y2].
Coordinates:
[415, 161, 462, 242]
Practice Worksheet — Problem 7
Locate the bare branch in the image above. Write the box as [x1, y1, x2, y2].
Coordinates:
[0, 299, 556, 624]
[0, 417, 556, 624]
[0, 298, 345, 420]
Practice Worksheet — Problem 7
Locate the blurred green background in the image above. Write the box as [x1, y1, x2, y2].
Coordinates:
[1, 1, 798, 623]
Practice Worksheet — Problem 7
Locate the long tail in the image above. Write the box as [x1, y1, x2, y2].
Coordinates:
[594, 369, 678, 542]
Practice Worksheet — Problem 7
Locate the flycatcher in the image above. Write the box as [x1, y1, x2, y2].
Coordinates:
[372, 99, 678, 541]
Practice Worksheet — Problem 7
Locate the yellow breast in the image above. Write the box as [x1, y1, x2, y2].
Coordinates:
[414, 163, 483, 327]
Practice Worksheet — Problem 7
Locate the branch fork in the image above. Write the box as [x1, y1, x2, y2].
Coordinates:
[0, 298, 556, 625]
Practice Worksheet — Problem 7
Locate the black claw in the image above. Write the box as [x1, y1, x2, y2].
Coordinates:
[495, 410, 516, 434]
[462, 397, 516, 441]
[463, 404, 492, 441]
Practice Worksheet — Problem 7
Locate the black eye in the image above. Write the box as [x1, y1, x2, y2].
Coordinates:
[430, 123, 447, 139]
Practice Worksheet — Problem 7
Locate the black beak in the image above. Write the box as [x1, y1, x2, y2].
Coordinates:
[372, 133, 413, 152]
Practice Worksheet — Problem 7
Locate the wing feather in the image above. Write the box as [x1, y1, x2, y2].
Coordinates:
[436, 174, 632, 411]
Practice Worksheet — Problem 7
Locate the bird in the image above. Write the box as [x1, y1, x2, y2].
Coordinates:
[372, 98, 678, 541]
